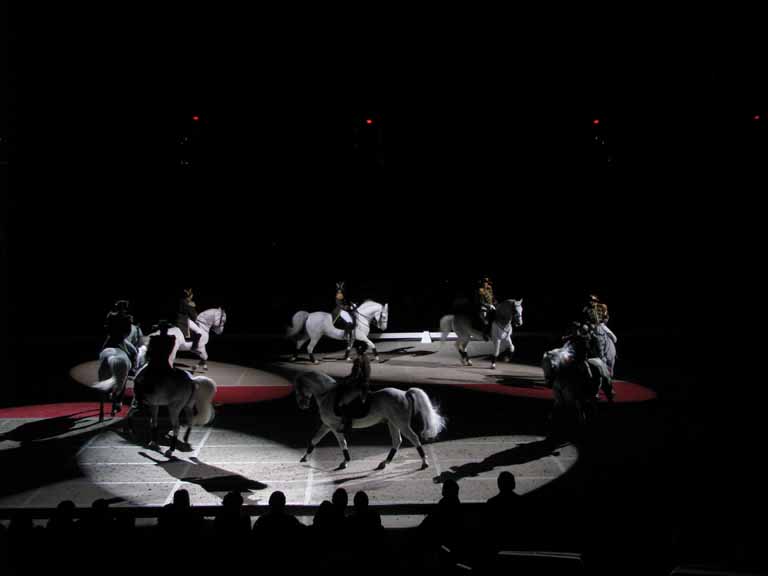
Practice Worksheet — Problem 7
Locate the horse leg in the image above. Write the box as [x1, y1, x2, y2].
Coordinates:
[458, 339, 472, 366]
[491, 334, 502, 369]
[291, 336, 309, 362]
[307, 336, 320, 364]
[377, 422, 403, 470]
[166, 405, 181, 458]
[300, 423, 331, 462]
[400, 425, 429, 469]
[358, 334, 379, 362]
[182, 404, 195, 445]
[99, 394, 106, 423]
[330, 428, 351, 470]
[148, 405, 160, 450]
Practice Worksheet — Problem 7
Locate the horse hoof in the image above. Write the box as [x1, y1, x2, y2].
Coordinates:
[346, 357, 353, 362]
[289, 356, 298, 362]
[336, 461, 347, 470]
[421, 461, 429, 470]
[376, 461, 386, 470]
[148, 441, 159, 450]
[374, 356, 381, 362]
[490, 363, 496, 370]
[467, 360, 473, 366]
[300, 455, 308, 463]
[312, 360, 319, 365]
[164, 449, 174, 458]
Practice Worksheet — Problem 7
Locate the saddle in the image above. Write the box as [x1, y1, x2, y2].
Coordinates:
[333, 308, 356, 330]
[333, 391, 370, 420]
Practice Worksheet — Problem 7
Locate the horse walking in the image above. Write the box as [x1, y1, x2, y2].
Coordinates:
[92, 348, 134, 422]
[128, 367, 217, 457]
[287, 300, 388, 364]
[440, 299, 523, 369]
[294, 371, 446, 470]
[147, 307, 227, 371]
[542, 326, 615, 433]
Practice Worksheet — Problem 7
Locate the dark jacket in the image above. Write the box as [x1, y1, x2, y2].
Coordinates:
[175, 298, 198, 337]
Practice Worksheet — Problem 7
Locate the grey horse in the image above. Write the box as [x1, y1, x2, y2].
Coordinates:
[440, 299, 524, 368]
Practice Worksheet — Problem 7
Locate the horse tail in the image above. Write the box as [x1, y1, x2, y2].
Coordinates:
[286, 311, 309, 339]
[92, 354, 130, 392]
[189, 376, 217, 426]
[406, 388, 447, 441]
[439, 315, 454, 342]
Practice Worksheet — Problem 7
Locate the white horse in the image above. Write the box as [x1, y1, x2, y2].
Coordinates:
[294, 371, 446, 470]
[440, 299, 524, 369]
[287, 300, 389, 364]
[147, 308, 227, 371]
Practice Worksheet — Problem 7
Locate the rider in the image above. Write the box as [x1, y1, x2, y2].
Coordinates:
[132, 320, 188, 409]
[103, 300, 138, 367]
[475, 276, 497, 341]
[338, 341, 372, 437]
[175, 287, 203, 352]
[332, 281, 357, 348]
[582, 294, 617, 344]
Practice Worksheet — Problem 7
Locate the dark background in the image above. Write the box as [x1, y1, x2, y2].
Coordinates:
[3, 7, 768, 570]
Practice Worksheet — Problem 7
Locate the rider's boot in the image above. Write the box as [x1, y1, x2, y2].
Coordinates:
[342, 414, 353, 438]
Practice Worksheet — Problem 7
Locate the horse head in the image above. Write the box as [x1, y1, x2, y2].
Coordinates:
[294, 374, 313, 410]
[376, 303, 389, 331]
[498, 298, 523, 328]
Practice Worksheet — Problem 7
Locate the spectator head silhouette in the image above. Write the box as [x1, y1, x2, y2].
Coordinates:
[173, 489, 191, 509]
[223, 491, 244, 509]
[268, 490, 287, 511]
[353, 490, 369, 510]
[442, 478, 460, 501]
[332, 487, 349, 510]
[497, 471, 516, 493]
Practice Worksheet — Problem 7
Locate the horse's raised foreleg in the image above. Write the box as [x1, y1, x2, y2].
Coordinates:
[357, 334, 379, 362]
[300, 423, 332, 462]
[377, 422, 403, 470]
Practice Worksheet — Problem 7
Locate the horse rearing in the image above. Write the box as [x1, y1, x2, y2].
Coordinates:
[294, 371, 446, 470]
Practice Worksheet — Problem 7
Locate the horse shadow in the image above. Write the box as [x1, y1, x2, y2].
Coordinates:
[432, 438, 566, 484]
[380, 347, 437, 357]
[0, 410, 104, 444]
[483, 374, 547, 389]
[138, 452, 269, 500]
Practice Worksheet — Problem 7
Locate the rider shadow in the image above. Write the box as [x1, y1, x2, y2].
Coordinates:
[0, 410, 104, 444]
[138, 452, 269, 500]
[432, 438, 565, 484]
